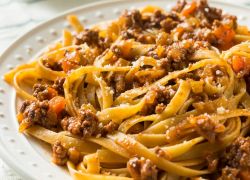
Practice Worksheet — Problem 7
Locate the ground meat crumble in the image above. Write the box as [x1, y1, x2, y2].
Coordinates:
[61, 109, 118, 138]
[33, 83, 51, 101]
[61, 109, 99, 138]
[52, 141, 68, 165]
[52, 141, 81, 166]
[20, 100, 58, 129]
[43, 60, 63, 71]
[74, 29, 99, 46]
[52, 78, 65, 95]
[217, 137, 250, 180]
[166, 114, 225, 143]
[189, 114, 225, 143]
[127, 157, 158, 180]
[141, 85, 175, 115]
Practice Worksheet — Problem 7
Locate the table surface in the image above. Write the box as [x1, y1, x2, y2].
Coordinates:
[0, 0, 249, 179]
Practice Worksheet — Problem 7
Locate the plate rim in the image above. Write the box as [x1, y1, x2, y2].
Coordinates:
[0, 0, 250, 179]
[2, 0, 250, 58]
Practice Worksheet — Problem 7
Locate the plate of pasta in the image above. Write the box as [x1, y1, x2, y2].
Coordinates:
[1, 0, 250, 179]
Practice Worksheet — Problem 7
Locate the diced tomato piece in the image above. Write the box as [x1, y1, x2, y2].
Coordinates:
[47, 87, 58, 99]
[181, 1, 197, 17]
[49, 96, 66, 115]
[232, 55, 245, 73]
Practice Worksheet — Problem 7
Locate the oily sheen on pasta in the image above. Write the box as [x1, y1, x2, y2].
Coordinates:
[4, 0, 250, 179]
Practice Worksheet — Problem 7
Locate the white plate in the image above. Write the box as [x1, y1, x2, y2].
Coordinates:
[0, 0, 250, 179]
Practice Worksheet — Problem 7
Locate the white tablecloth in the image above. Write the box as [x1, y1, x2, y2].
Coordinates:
[0, 0, 249, 179]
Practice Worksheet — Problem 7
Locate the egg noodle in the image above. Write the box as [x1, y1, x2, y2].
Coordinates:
[4, 1, 250, 179]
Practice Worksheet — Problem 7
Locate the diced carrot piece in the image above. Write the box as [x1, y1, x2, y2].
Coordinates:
[175, 27, 184, 34]
[62, 60, 77, 72]
[214, 25, 235, 42]
[214, 25, 235, 50]
[232, 55, 245, 73]
[16, 113, 24, 123]
[181, 1, 197, 17]
[121, 41, 133, 58]
[49, 96, 66, 115]
[47, 87, 58, 99]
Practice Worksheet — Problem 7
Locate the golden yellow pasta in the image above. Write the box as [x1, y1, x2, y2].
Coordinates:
[4, 0, 250, 179]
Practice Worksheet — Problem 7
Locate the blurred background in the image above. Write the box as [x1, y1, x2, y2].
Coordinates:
[0, 0, 250, 179]
[0, 0, 250, 53]
[0, 0, 101, 52]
